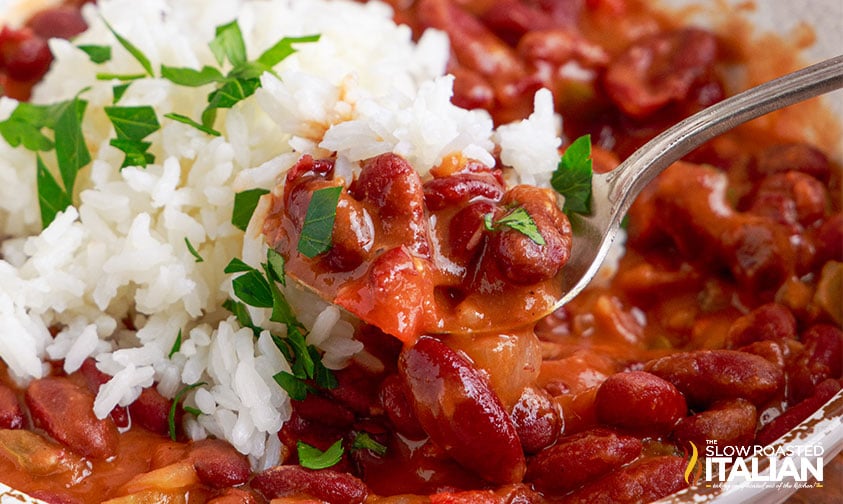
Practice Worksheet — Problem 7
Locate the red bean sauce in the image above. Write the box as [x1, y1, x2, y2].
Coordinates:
[1, 0, 841, 503]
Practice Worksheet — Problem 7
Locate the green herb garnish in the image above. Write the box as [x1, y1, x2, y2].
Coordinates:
[102, 18, 154, 77]
[168, 382, 206, 441]
[297, 185, 342, 258]
[224, 248, 337, 399]
[169, 329, 183, 358]
[231, 188, 270, 231]
[297, 439, 344, 470]
[185, 237, 204, 262]
[484, 206, 545, 245]
[112, 83, 131, 104]
[104, 105, 160, 168]
[77, 44, 112, 64]
[0, 96, 91, 227]
[551, 134, 593, 216]
[352, 432, 387, 456]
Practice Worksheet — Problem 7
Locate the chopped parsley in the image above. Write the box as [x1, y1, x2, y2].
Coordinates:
[184, 237, 204, 262]
[104, 105, 160, 168]
[77, 44, 112, 64]
[352, 432, 387, 456]
[224, 248, 337, 400]
[168, 382, 206, 441]
[551, 134, 594, 216]
[484, 206, 545, 245]
[102, 17, 154, 77]
[169, 328, 183, 358]
[231, 188, 270, 231]
[297, 185, 342, 258]
[0, 96, 91, 228]
[297, 439, 344, 470]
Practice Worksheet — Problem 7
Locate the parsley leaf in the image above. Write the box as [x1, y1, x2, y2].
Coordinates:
[96, 72, 147, 82]
[54, 97, 90, 195]
[77, 44, 112, 64]
[105, 105, 160, 168]
[164, 113, 221, 136]
[160, 65, 225, 87]
[112, 83, 131, 104]
[484, 206, 546, 245]
[201, 77, 260, 128]
[352, 432, 387, 456]
[297, 185, 342, 258]
[209, 20, 248, 67]
[169, 329, 183, 358]
[297, 439, 344, 470]
[168, 382, 206, 441]
[551, 134, 593, 216]
[102, 18, 154, 77]
[231, 188, 270, 231]
[257, 34, 320, 68]
[231, 269, 274, 308]
[36, 155, 73, 229]
[105, 105, 160, 140]
[273, 371, 309, 400]
[184, 237, 204, 262]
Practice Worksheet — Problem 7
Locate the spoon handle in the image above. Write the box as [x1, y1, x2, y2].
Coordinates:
[604, 53, 843, 222]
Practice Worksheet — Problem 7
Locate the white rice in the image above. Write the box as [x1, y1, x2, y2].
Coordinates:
[0, 0, 565, 467]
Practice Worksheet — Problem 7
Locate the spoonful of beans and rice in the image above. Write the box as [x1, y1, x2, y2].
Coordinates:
[263, 55, 843, 341]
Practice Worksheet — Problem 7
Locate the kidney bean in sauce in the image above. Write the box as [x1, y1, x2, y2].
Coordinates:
[2, 0, 841, 502]
[263, 152, 573, 339]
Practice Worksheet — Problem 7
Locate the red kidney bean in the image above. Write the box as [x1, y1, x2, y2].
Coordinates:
[448, 200, 498, 262]
[814, 213, 843, 264]
[322, 192, 374, 271]
[490, 185, 572, 284]
[417, 0, 524, 80]
[788, 324, 843, 403]
[595, 371, 687, 434]
[450, 64, 496, 111]
[525, 428, 642, 494]
[752, 143, 831, 183]
[25, 376, 119, 459]
[328, 362, 383, 416]
[26, 6, 88, 40]
[422, 167, 504, 210]
[756, 378, 841, 446]
[750, 171, 829, 227]
[0, 384, 24, 429]
[379, 374, 427, 439]
[279, 155, 335, 228]
[517, 28, 609, 68]
[720, 214, 796, 293]
[291, 393, 356, 429]
[510, 386, 561, 454]
[726, 303, 797, 349]
[644, 349, 784, 408]
[563, 455, 688, 504]
[350, 153, 430, 257]
[603, 28, 718, 118]
[128, 386, 174, 436]
[480, 0, 557, 46]
[79, 359, 129, 428]
[251, 465, 368, 504]
[399, 336, 526, 484]
[672, 399, 757, 451]
[0, 27, 53, 81]
[188, 438, 251, 488]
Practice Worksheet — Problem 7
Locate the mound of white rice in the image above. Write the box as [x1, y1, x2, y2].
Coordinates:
[0, 0, 563, 467]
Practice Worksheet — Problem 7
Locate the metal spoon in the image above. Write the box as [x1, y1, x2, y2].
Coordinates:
[555, 54, 843, 311]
